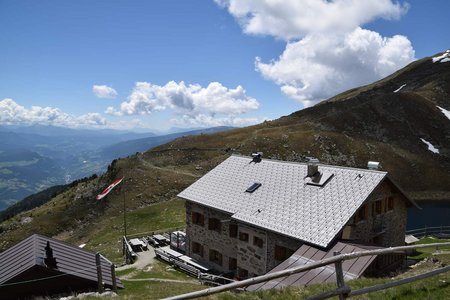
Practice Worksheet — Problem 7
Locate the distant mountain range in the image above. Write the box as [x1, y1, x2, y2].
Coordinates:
[0, 125, 234, 210]
[99, 126, 234, 160]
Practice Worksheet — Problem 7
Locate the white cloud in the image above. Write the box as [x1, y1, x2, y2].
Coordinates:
[256, 28, 415, 106]
[170, 114, 266, 128]
[108, 80, 260, 117]
[216, 0, 408, 40]
[217, 0, 416, 106]
[0, 98, 107, 128]
[92, 85, 118, 99]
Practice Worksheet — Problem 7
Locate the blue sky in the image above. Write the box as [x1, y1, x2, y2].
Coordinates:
[0, 0, 449, 131]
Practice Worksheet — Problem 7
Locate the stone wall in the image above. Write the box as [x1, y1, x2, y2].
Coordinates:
[344, 180, 408, 247]
[186, 202, 303, 277]
[185, 201, 237, 273]
[265, 230, 303, 271]
[235, 223, 267, 276]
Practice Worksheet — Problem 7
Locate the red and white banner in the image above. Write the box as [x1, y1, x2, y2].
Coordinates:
[96, 177, 124, 200]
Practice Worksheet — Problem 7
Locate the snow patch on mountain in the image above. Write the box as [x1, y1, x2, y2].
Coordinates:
[393, 84, 406, 93]
[437, 106, 450, 121]
[432, 50, 450, 63]
[420, 138, 439, 154]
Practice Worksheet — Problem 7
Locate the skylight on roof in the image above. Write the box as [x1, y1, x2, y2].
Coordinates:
[246, 182, 261, 193]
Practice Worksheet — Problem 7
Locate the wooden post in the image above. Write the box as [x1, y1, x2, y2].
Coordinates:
[96, 253, 104, 293]
[123, 187, 127, 238]
[123, 236, 127, 264]
[111, 264, 117, 293]
[333, 252, 347, 300]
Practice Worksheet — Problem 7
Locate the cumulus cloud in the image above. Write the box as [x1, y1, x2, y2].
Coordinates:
[216, 0, 408, 40]
[108, 80, 259, 116]
[0, 98, 107, 128]
[217, 0, 416, 106]
[256, 28, 415, 106]
[105, 81, 261, 127]
[171, 114, 266, 127]
[92, 85, 118, 99]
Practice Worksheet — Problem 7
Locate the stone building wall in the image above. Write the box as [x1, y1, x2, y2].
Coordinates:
[185, 201, 237, 274]
[186, 202, 304, 277]
[345, 180, 408, 247]
[235, 223, 267, 276]
[265, 230, 303, 272]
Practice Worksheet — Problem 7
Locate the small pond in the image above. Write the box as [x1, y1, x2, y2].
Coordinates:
[407, 200, 450, 230]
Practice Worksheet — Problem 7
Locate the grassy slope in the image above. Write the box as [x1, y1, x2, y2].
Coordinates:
[0, 155, 199, 255]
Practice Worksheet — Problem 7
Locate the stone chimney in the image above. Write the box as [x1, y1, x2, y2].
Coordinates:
[44, 241, 58, 269]
[307, 158, 320, 177]
[251, 152, 263, 163]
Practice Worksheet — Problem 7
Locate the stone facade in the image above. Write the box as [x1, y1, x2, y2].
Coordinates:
[185, 201, 303, 278]
[341, 180, 408, 247]
[185, 201, 237, 274]
[185, 179, 409, 278]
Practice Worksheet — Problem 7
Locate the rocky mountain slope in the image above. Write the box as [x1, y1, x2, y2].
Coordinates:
[0, 50, 449, 254]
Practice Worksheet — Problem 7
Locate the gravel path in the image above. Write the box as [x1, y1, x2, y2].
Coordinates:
[122, 278, 198, 284]
[116, 247, 156, 279]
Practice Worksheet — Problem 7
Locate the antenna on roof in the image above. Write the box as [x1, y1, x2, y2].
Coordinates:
[251, 152, 263, 163]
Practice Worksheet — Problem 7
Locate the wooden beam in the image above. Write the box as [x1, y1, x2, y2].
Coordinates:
[96, 253, 104, 293]
[111, 264, 117, 293]
[333, 252, 347, 300]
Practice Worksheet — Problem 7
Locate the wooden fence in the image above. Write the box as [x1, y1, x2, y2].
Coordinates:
[122, 236, 137, 264]
[163, 242, 450, 300]
[406, 225, 450, 238]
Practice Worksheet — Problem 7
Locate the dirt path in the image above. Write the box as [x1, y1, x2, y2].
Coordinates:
[137, 155, 200, 178]
[116, 248, 156, 279]
[122, 278, 198, 284]
[116, 247, 199, 285]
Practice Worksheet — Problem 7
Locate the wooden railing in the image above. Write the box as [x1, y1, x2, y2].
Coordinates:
[406, 225, 450, 238]
[122, 236, 137, 264]
[163, 242, 450, 300]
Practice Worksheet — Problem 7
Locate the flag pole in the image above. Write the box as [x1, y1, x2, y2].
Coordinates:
[122, 181, 127, 238]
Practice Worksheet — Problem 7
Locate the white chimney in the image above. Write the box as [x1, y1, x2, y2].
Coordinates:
[367, 161, 381, 170]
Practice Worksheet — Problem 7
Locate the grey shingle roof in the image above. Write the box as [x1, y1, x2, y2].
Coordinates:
[178, 155, 387, 248]
[247, 241, 378, 290]
[0, 234, 123, 288]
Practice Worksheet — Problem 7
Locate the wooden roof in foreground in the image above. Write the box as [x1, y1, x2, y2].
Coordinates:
[0, 234, 123, 299]
[247, 241, 378, 291]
